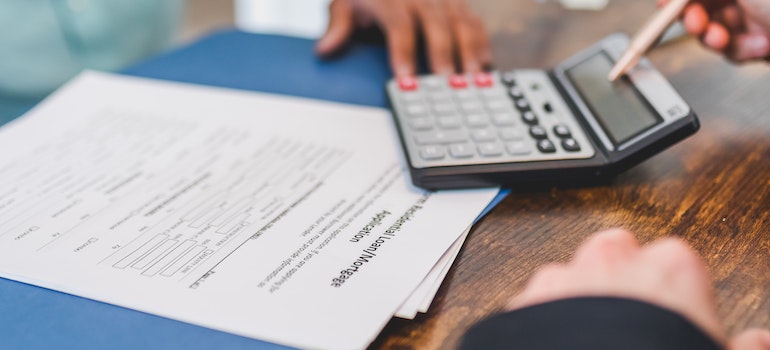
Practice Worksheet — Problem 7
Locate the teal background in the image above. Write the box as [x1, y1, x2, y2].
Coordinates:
[0, 0, 183, 119]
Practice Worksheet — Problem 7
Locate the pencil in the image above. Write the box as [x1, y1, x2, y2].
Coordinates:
[607, 0, 689, 81]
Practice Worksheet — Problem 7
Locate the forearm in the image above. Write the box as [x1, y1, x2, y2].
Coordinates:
[460, 297, 722, 350]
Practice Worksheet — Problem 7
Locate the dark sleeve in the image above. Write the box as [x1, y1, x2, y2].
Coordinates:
[459, 297, 722, 350]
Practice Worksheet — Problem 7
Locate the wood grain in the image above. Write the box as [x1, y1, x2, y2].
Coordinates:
[371, 0, 770, 348]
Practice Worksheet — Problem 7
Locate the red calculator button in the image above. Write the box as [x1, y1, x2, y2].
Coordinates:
[448, 75, 468, 89]
[474, 73, 494, 87]
[397, 76, 419, 91]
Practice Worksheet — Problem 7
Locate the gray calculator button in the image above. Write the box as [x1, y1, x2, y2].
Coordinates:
[422, 76, 446, 90]
[508, 86, 524, 98]
[400, 92, 423, 103]
[481, 89, 506, 99]
[449, 143, 475, 158]
[529, 125, 548, 139]
[492, 112, 517, 126]
[515, 99, 530, 109]
[433, 102, 456, 115]
[454, 90, 476, 100]
[553, 124, 571, 138]
[505, 140, 533, 155]
[471, 128, 496, 142]
[420, 145, 446, 160]
[562, 138, 581, 152]
[437, 116, 462, 129]
[499, 127, 524, 140]
[485, 99, 510, 112]
[501, 72, 516, 85]
[521, 111, 538, 125]
[405, 104, 428, 116]
[409, 117, 434, 130]
[461, 101, 484, 112]
[414, 130, 467, 144]
[465, 113, 489, 128]
[477, 142, 504, 157]
[430, 91, 452, 102]
[537, 139, 557, 153]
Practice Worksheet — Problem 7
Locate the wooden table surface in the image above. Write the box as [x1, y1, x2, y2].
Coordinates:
[371, 0, 770, 348]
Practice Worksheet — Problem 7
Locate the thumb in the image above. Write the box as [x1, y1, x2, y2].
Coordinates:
[316, 0, 355, 56]
[730, 33, 770, 61]
[728, 328, 770, 350]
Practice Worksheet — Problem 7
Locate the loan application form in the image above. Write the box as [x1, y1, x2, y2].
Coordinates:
[0, 72, 499, 350]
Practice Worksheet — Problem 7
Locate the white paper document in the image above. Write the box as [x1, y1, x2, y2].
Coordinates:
[395, 227, 470, 319]
[0, 72, 498, 350]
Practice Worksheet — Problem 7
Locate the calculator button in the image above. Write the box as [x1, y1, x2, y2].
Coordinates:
[422, 76, 446, 91]
[453, 89, 476, 101]
[481, 89, 506, 99]
[553, 124, 571, 138]
[505, 140, 533, 155]
[536, 139, 557, 153]
[461, 100, 484, 113]
[529, 126, 548, 139]
[521, 111, 538, 125]
[471, 128, 497, 142]
[485, 99, 510, 112]
[399, 92, 423, 103]
[449, 75, 468, 89]
[405, 104, 428, 117]
[477, 142, 504, 157]
[419, 145, 446, 160]
[515, 99, 530, 110]
[398, 76, 419, 91]
[561, 138, 581, 152]
[429, 91, 452, 102]
[408, 117, 434, 130]
[465, 114, 489, 128]
[437, 116, 462, 129]
[499, 127, 524, 140]
[508, 86, 524, 98]
[474, 73, 494, 88]
[491, 112, 517, 126]
[432, 102, 456, 115]
[414, 130, 467, 144]
[501, 72, 516, 85]
[449, 143, 475, 158]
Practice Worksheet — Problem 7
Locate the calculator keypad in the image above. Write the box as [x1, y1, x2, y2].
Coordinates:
[388, 70, 595, 169]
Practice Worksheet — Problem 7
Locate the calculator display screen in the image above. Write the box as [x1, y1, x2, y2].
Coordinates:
[566, 52, 662, 145]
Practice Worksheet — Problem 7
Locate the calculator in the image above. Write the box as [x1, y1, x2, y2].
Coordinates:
[386, 33, 699, 190]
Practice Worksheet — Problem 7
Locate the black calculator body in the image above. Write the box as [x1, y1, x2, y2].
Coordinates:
[386, 33, 699, 190]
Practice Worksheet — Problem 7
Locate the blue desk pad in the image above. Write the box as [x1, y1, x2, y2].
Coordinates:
[0, 30, 507, 350]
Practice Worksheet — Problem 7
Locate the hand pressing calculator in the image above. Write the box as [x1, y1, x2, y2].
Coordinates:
[386, 33, 699, 190]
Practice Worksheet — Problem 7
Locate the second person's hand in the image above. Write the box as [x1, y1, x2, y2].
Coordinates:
[316, 0, 492, 77]
[660, 0, 770, 61]
[506, 228, 770, 350]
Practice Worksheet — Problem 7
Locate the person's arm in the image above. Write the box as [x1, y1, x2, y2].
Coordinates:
[659, 0, 770, 61]
[316, 0, 491, 77]
[460, 229, 770, 350]
[461, 297, 722, 350]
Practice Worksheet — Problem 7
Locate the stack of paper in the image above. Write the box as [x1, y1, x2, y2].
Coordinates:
[0, 72, 499, 349]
